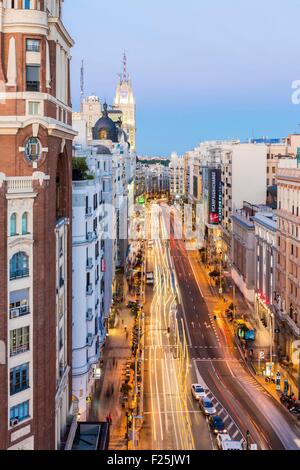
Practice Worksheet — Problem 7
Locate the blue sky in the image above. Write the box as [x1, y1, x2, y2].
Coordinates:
[64, 0, 300, 156]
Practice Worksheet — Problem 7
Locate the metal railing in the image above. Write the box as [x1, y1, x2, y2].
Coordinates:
[10, 269, 29, 281]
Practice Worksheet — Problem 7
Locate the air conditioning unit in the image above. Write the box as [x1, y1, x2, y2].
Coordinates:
[10, 418, 19, 427]
[10, 308, 20, 319]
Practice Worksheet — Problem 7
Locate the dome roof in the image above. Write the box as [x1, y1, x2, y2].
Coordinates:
[96, 145, 112, 155]
[92, 102, 118, 142]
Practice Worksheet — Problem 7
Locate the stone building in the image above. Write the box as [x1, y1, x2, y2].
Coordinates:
[0, 0, 76, 449]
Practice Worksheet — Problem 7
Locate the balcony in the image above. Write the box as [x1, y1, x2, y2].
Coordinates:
[273, 302, 300, 337]
[10, 344, 30, 358]
[10, 305, 30, 319]
[86, 258, 93, 270]
[26, 81, 40, 92]
[86, 232, 94, 242]
[85, 207, 93, 218]
[10, 269, 29, 281]
[86, 309, 93, 321]
[86, 285, 93, 296]
[86, 334, 93, 347]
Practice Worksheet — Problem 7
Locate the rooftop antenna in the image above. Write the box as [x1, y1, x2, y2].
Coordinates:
[122, 51, 127, 82]
[80, 59, 85, 102]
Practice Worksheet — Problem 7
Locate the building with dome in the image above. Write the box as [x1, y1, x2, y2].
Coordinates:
[71, 101, 136, 421]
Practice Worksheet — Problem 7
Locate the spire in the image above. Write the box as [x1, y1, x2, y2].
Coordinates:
[122, 51, 127, 83]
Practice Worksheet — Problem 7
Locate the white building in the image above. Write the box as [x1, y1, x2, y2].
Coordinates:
[221, 142, 267, 265]
[169, 152, 185, 197]
[72, 174, 106, 420]
[72, 104, 136, 417]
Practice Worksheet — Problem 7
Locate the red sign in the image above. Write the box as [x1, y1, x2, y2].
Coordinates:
[210, 213, 219, 224]
[101, 259, 106, 273]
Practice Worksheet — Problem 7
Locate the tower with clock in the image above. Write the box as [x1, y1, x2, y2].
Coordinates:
[0, 0, 76, 450]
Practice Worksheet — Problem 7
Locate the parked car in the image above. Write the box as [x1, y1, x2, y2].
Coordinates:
[200, 398, 216, 415]
[208, 415, 227, 434]
[191, 384, 206, 401]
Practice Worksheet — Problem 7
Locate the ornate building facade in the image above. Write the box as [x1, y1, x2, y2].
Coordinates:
[0, 0, 76, 449]
[113, 53, 136, 151]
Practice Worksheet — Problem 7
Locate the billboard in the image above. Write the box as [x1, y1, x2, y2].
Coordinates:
[208, 169, 222, 225]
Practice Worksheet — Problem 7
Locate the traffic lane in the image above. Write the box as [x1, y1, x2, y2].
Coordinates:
[195, 359, 279, 450]
[170, 240, 286, 449]
[187, 252, 300, 448]
[172, 254, 222, 353]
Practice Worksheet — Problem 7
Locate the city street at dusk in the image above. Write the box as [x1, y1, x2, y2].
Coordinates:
[1, 0, 300, 465]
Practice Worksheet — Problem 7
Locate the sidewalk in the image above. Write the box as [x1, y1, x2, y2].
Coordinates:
[88, 304, 135, 450]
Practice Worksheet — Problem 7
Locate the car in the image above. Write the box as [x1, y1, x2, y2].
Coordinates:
[208, 415, 227, 434]
[191, 384, 206, 400]
[200, 398, 216, 415]
[216, 433, 243, 451]
[146, 272, 154, 285]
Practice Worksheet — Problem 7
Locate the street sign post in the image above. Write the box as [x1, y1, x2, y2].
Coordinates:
[276, 372, 281, 391]
[284, 379, 289, 395]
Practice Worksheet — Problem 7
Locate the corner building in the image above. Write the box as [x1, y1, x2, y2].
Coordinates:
[0, 0, 76, 449]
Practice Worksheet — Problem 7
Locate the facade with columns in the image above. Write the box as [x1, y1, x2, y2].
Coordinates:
[0, 0, 76, 450]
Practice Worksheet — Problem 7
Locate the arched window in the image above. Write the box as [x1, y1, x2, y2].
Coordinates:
[10, 252, 29, 280]
[22, 213, 29, 235]
[10, 213, 17, 236]
[99, 129, 107, 140]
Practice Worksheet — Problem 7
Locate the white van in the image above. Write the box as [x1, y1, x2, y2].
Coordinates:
[216, 434, 243, 451]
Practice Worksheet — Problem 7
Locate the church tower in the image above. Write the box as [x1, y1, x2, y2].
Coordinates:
[0, 0, 76, 449]
[113, 52, 136, 151]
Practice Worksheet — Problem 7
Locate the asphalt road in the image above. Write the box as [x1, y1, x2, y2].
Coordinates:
[140, 205, 213, 450]
[167, 206, 300, 451]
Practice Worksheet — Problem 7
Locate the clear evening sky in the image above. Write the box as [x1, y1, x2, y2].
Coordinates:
[64, 0, 300, 156]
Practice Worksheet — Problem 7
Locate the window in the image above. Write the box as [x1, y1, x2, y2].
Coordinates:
[22, 213, 28, 235]
[59, 235, 63, 257]
[26, 65, 40, 91]
[10, 252, 29, 280]
[10, 363, 29, 395]
[10, 327, 30, 357]
[28, 101, 40, 115]
[24, 137, 41, 163]
[10, 213, 17, 236]
[26, 39, 40, 52]
[59, 328, 63, 351]
[10, 401, 30, 424]
[99, 129, 107, 140]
